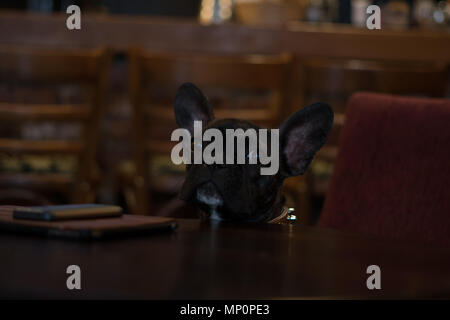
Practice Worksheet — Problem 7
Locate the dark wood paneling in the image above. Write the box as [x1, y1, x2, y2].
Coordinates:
[0, 11, 449, 62]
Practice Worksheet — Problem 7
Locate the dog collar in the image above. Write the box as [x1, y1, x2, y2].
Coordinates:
[268, 207, 296, 224]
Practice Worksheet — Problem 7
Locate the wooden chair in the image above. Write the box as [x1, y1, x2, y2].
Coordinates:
[299, 58, 449, 224]
[0, 46, 110, 205]
[124, 49, 292, 215]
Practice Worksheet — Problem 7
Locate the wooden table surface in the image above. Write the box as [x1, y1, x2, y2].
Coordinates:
[1, 218, 450, 299]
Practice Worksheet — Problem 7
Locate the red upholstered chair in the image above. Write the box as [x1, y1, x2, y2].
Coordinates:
[318, 93, 450, 247]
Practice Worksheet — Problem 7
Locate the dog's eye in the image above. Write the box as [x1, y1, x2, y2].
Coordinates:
[247, 150, 258, 160]
[191, 142, 202, 150]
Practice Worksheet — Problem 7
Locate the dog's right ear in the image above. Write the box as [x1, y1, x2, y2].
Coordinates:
[279, 102, 334, 178]
[174, 82, 214, 134]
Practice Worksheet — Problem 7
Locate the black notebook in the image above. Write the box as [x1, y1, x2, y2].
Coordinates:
[13, 204, 123, 221]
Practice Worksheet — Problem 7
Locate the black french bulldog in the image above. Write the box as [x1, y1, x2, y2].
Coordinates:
[174, 83, 333, 223]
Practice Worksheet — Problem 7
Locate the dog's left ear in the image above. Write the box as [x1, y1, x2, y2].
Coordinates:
[174, 82, 214, 134]
[279, 102, 334, 177]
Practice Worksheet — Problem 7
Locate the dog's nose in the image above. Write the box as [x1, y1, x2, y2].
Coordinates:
[196, 182, 223, 207]
[212, 163, 226, 170]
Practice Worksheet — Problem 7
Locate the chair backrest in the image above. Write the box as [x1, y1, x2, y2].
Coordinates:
[129, 49, 292, 145]
[128, 48, 292, 212]
[0, 46, 110, 205]
[318, 92, 450, 247]
[302, 58, 449, 196]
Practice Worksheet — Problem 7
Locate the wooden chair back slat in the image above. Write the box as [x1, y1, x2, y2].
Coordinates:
[304, 59, 448, 98]
[137, 52, 291, 90]
[145, 105, 275, 127]
[0, 46, 106, 83]
[0, 173, 72, 191]
[0, 139, 82, 154]
[0, 103, 90, 121]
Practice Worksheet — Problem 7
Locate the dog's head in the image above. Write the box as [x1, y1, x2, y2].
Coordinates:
[174, 83, 333, 222]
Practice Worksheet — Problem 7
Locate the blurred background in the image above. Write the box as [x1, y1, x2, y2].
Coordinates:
[0, 0, 448, 224]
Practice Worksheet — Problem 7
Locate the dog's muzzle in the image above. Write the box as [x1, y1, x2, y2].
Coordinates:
[196, 182, 223, 207]
[179, 165, 255, 220]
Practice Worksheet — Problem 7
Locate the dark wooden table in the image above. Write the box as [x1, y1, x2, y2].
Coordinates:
[1, 218, 450, 299]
